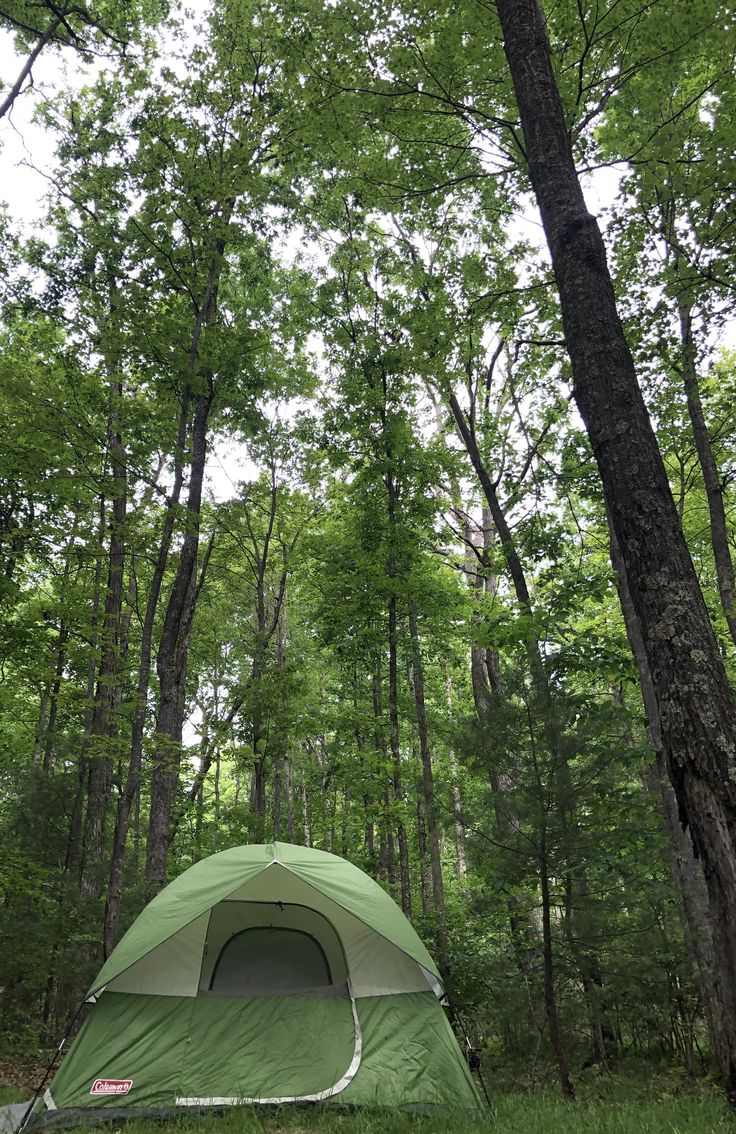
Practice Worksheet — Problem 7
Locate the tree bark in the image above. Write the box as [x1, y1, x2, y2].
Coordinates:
[104, 453, 185, 953]
[443, 674, 467, 881]
[608, 509, 717, 1046]
[540, 842, 575, 1099]
[145, 405, 213, 893]
[497, 0, 736, 1098]
[409, 609, 447, 968]
[677, 297, 736, 647]
[417, 793, 432, 918]
[0, 15, 63, 121]
[65, 525, 104, 880]
[145, 228, 225, 893]
[372, 662, 397, 890]
[80, 381, 127, 904]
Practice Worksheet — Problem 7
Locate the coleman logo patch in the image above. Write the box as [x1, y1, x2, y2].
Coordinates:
[90, 1079, 133, 1096]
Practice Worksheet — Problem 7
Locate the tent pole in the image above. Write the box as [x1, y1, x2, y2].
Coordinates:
[16, 998, 88, 1134]
[445, 993, 492, 1110]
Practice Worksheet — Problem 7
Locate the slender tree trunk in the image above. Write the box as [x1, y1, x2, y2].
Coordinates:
[81, 383, 128, 904]
[380, 789, 397, 890]
[104, 454, 185, 952]
[301, 769, 312, 847]
[43, 622, 69, 775]
[39, 518, 80, 771]
[417, 794, 432, 918]
[65, 535, 104, 879]
[341, 788, 350, 857]
[443, 674, 467, 880]
[145, 223, 226, 893]
[146, 420, 213, 892]
[194, 783, 204, 863]
[677, 296, 736, 647]
[540, 841, 575, 1099]
[0, 15, 63, 121]
[563, 873, 611, 1068]
[409, 609, 447, 966]
[33, 688, 50, 768]
[497, 0, 736, 1097]
[372, 662, 396, 889]
[388, 598, 411, 919]
[212, 749, 221, 852]
[274, 755, 283, 841]
[285, 755, 294, 841]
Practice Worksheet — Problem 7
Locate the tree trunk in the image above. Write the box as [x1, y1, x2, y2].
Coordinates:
[80, 384, 128, 904]
[389, 598, 411, 920]
[104, 456, 186, 954]
[145, 221, 226, 893]
[301, 769, 312, 847]
[285, 755, 294, 841]
[39, 517, 80, 771]
[65, 530, 104, 879]
[677, 297, 736, 647]
[372, 662, 396, 889]
[443, 674, 467, 881]
[145, 398, 213, 892]
[409, 609, 447, 967]
[608, 509, 717, 1044]
[274, 754, 283, 841]
[497, 0, 736, 1097]
[540, 842, 575, 1099]
[417, 794, 432, 918]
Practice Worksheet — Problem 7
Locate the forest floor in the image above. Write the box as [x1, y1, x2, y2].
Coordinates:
[2, 1064, 735, 1133]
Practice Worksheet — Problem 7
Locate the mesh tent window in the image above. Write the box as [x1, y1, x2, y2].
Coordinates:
[209, 927, 333, 994]
[197, 902, 348, 996]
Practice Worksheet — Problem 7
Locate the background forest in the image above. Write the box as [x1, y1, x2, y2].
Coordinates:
[1, 0, 736, 1113]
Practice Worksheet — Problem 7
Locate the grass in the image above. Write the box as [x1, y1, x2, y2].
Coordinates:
[7, 1094, 726, 1134]
[0, 1086, 27, 1106]
[2, 1076, 735, 1133]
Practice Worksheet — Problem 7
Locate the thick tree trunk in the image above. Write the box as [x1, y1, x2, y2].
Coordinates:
[497, 0, 736, 1097]
[608, 511, 717, 1043]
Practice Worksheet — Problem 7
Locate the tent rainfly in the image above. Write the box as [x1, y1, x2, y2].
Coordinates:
[32, 842, 482, 1121]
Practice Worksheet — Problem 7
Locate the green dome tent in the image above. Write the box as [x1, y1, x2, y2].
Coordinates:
[34, 843, 482, 1121]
